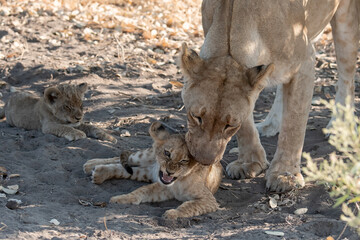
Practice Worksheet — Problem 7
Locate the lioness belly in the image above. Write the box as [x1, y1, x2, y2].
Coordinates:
[5, 93, 41, 130]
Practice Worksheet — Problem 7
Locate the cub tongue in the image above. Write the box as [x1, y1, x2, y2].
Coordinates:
[161, 172, 174, 183]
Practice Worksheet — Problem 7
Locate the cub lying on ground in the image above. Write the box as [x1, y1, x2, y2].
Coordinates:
[83, 121, 223, 219]
[0, 83, 116, 143]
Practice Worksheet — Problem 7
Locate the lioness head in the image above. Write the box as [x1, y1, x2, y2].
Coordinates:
[44, 83, 88, 125]
[180, 43, 274, 165]
[149, 121, 197, 186]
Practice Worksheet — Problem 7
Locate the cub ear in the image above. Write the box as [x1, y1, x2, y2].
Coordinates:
[78, 82, 88, 94]
[44, 87, 61, 104]
[149, 121, 170, 142]
[246, 64, 274, 91]
[180, 43, 203, 78]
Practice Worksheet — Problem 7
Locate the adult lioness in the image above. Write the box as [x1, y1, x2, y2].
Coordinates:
[180, 0, 359, 192]
[0, 83, 117, 143]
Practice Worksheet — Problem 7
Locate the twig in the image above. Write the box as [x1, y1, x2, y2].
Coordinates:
[336, 222, 348, 240]
[0, 222, 7, 231]
[113, 34, 125, 63]
[103, 216, 108, 230]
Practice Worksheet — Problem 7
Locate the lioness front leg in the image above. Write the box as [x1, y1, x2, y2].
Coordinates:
[266, 55, 314, 192]
[77, 123, 117, 143]
[163, 189, 218, 220]
[226, 113, 269, 179]
[110, 182, 173, 205]
[42, 122, 86, 141]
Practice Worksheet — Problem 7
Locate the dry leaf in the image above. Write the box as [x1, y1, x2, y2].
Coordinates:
[269, 197, 277, 209]
[294, 208, 308, 215]
[169, 80, 184, 88]
[264, 231, 284, 236]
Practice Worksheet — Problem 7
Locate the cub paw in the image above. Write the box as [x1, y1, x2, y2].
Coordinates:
[64, 130, 86, 141]
[92, 165, 111, 184]
[265, 171, 305, 192]
[226, 161, 268, 179]
[163, 209, 180, 220]
[83, 159, 98, 175]
[110, 194, 140, 205]
[98, 132, 117, 144]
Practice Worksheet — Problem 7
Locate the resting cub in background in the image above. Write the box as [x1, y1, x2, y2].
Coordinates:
[0, 83, 116, 143]
[83, 121, 223, 219]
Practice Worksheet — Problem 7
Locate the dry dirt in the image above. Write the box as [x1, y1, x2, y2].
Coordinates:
[0, 1, 359, 239]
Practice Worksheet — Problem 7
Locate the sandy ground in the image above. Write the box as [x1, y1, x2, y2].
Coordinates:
[0, 1, 359, 239]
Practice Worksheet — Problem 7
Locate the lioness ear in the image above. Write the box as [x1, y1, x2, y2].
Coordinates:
[180, 43, 203, 77]
[44, 87, 61, 104]
[246, 64, 274, 91]
[78, 82, 88, 94]
[149, 121, 170, 142]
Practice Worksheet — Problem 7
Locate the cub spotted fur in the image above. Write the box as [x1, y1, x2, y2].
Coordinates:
[83, 121, 223, 220]
[0, 83, 116, 142]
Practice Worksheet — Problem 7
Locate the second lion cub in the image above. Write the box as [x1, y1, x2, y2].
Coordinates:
[83, 121, 223, 219]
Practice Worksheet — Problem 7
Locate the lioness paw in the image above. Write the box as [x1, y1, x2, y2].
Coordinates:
[226, 161, 267, 179]
[163, 209, 180, 220]
[265, 171, 305, 192]
[64, 130, 86, 141]
[110, 194, 140, 205]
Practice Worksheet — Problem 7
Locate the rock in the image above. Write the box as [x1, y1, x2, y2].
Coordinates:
[6, 199, 22, 210]
[120, 130, 131, 137]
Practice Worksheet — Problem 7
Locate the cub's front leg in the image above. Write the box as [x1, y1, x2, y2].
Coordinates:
[42, 122, 86, 141]
[163, 188, 218, 220]
[77, 123, 117, 143]
[110, 182, 173, 205]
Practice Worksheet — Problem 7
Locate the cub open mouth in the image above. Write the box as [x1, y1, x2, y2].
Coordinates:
[159, 171, 177, 185]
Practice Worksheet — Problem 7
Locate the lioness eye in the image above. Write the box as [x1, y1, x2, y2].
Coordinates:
[164, 150, 171, 158]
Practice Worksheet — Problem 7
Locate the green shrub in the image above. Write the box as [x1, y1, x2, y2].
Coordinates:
[302, 97, 360, 235]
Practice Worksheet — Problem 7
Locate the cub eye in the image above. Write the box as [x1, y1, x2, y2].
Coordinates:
[64, 106, 71, 111]
[224, 124, 231, 130]
[164, 150, 171, 158]
[179, 159, 189, 165]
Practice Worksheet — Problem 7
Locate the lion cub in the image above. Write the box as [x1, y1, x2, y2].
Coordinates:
[0, 83, 116, 143]
[83, 121, 223, 219]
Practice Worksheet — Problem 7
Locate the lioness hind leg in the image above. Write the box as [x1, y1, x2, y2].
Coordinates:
[83, 157, 120, 175]
[256, 85, 283, 137]
[226, 112, 269, 179]
[327, 0, 359, 130]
